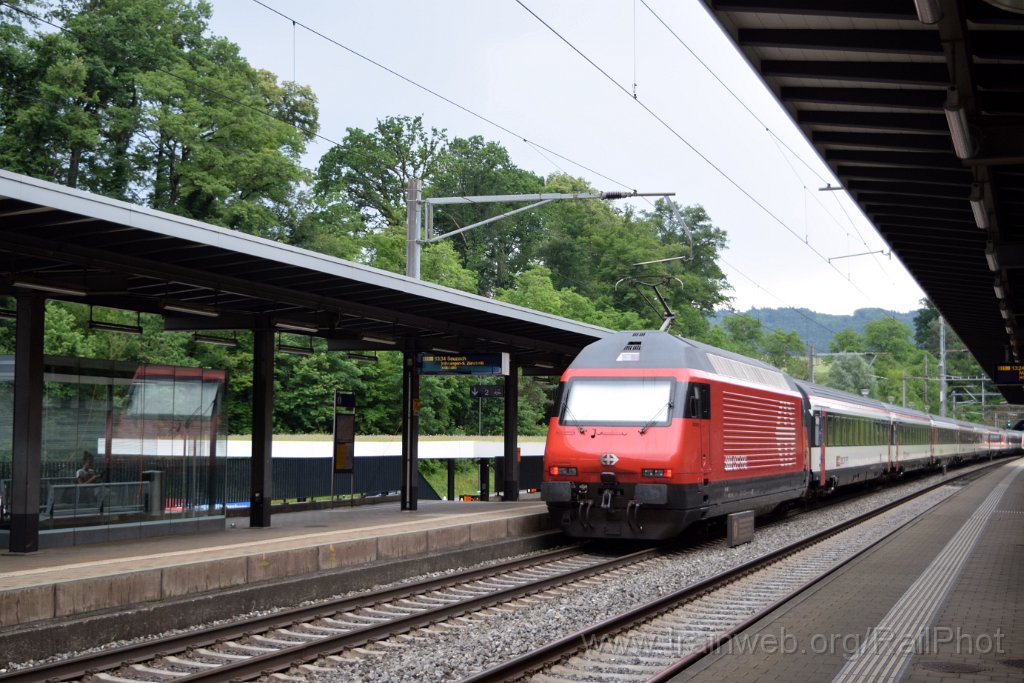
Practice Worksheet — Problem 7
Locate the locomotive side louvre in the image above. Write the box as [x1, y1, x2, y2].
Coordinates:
[719, 388, 801, 473]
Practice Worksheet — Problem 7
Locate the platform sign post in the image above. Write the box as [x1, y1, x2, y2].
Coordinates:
[333, 391, 356, 505]
[471, 384, 504, 435]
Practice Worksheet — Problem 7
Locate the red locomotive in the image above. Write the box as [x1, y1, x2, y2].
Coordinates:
[541, 330, 1015, 540]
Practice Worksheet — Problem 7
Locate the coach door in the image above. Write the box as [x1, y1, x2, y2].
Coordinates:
[889, 421, 899, 472]
[686, 383, 712, 478]
[815, 409, 827, 487]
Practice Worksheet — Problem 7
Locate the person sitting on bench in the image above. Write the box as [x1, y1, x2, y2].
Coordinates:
[76, 451, 101, 484]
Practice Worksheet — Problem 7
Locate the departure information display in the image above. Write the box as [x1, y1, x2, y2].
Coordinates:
[993, 363, 1024, 384]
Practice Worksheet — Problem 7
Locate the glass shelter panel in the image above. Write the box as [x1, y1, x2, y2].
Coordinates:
[0, 356, 227, 543]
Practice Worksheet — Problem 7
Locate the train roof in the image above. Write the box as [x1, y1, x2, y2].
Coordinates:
[798, 379, 944, 423]
[568, 330, 801, 393]
[795, 379, 889, 412]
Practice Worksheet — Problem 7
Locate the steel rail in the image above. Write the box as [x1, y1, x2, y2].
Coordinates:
[146, 544, 663, 682]
[0, 544, 578, 683]
[460, 459, 1006, 682]
[1, 544, 666, 682]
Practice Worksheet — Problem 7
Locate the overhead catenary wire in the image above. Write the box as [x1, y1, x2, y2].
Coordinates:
[514, 0, 875, 304]
[247, 0, 890, 304]
[641, 0, 899, 287]
[719, 257, 840, 338]
[8, 0, 901, 325]
[1, 0, 634, 197]
[247, 0, 636, 194]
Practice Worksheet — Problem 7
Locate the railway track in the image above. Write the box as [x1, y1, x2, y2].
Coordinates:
[2, 461, 1001, 682]
[0, 544, 674, 682]
[463, 462, 1001, 682]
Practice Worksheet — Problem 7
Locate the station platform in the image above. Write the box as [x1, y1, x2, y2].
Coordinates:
[0, 496, 554, 665]
[682, 458, 1024, 683]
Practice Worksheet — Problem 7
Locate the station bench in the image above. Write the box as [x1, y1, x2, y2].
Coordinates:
[45, 481, 151, 519]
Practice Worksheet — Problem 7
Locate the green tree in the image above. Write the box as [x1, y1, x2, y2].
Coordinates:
[429, 135, 545, 295]
[764, 329, 806, 378]
[43, 301, 92, 357]
[137, 40, 317, 236]
[288, 190, 365, 261]
[273, 343, 361, 434]
[830, 328, 865, 353]
[495, 265, 645, 330]
[864, 317, 915, 363]
[825, 354, 877, 397]
[721, 313, 764, 358]
[1, 0, 211, 195]
[315, 115, 445, 231]
[0, 0, 316, 235]
[643, 201, 730, 319]
[912, 298, 940, 352]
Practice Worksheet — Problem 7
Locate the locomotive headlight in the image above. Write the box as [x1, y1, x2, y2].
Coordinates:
[549, 466, 578, 476]
[642, 468, 673, 478]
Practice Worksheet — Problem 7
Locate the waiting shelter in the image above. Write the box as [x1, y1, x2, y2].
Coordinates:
[0, 169, 611, 552]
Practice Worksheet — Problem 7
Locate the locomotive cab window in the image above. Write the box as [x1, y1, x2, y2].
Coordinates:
[683, 382, 711, 419]
[560, 376, 677, 427]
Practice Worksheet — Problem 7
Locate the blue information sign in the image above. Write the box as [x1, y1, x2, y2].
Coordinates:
[419, 352, 510, 376]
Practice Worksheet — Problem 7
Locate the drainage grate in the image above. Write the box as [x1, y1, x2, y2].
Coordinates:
[918, 661, 989, 674]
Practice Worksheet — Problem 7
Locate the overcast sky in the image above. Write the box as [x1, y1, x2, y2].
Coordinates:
[206, 0, 927, 317]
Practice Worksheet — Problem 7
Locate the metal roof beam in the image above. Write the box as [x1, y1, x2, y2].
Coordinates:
[857, 193, 972, 211]
[868, 204, 973, 221]
[845, 179, 971, 198]
[798, 111, 948, 133]
[812, 130, 952, 152]
[965, 123, 1024, 165]
[0, 229, 588, 355]
[762, 60, 948, 86]
[873, 214, 978, 230]
[739, 29, 942, 56]
[782, 86, 945, 110]
[826, 149, 964, 169]
[988, 242, 1024, 270]
[710, 0, 914, 19]
[971, 32, 1024, 60]
[835, 164, 972, 185]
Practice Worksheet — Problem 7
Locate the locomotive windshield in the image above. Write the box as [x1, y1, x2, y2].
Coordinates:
[560, 377, 675, 426]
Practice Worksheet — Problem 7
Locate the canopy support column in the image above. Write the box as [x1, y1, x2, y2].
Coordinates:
[250, 324, 274, 527]
[401, 351, 420, 510]
[9, 293, 44, 553]
[502, 362, 520, 501]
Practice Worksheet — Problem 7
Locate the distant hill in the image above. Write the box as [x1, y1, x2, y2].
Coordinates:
[710, 307, 919, 352]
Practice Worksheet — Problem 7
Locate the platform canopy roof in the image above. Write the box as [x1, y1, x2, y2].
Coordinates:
[0, 170, 610, 370]
[702, 0, 1024, 401]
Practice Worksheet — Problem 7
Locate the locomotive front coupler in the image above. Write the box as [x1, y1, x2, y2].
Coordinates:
[578, 499, 593, 528]
[626, 500, 644, 532]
